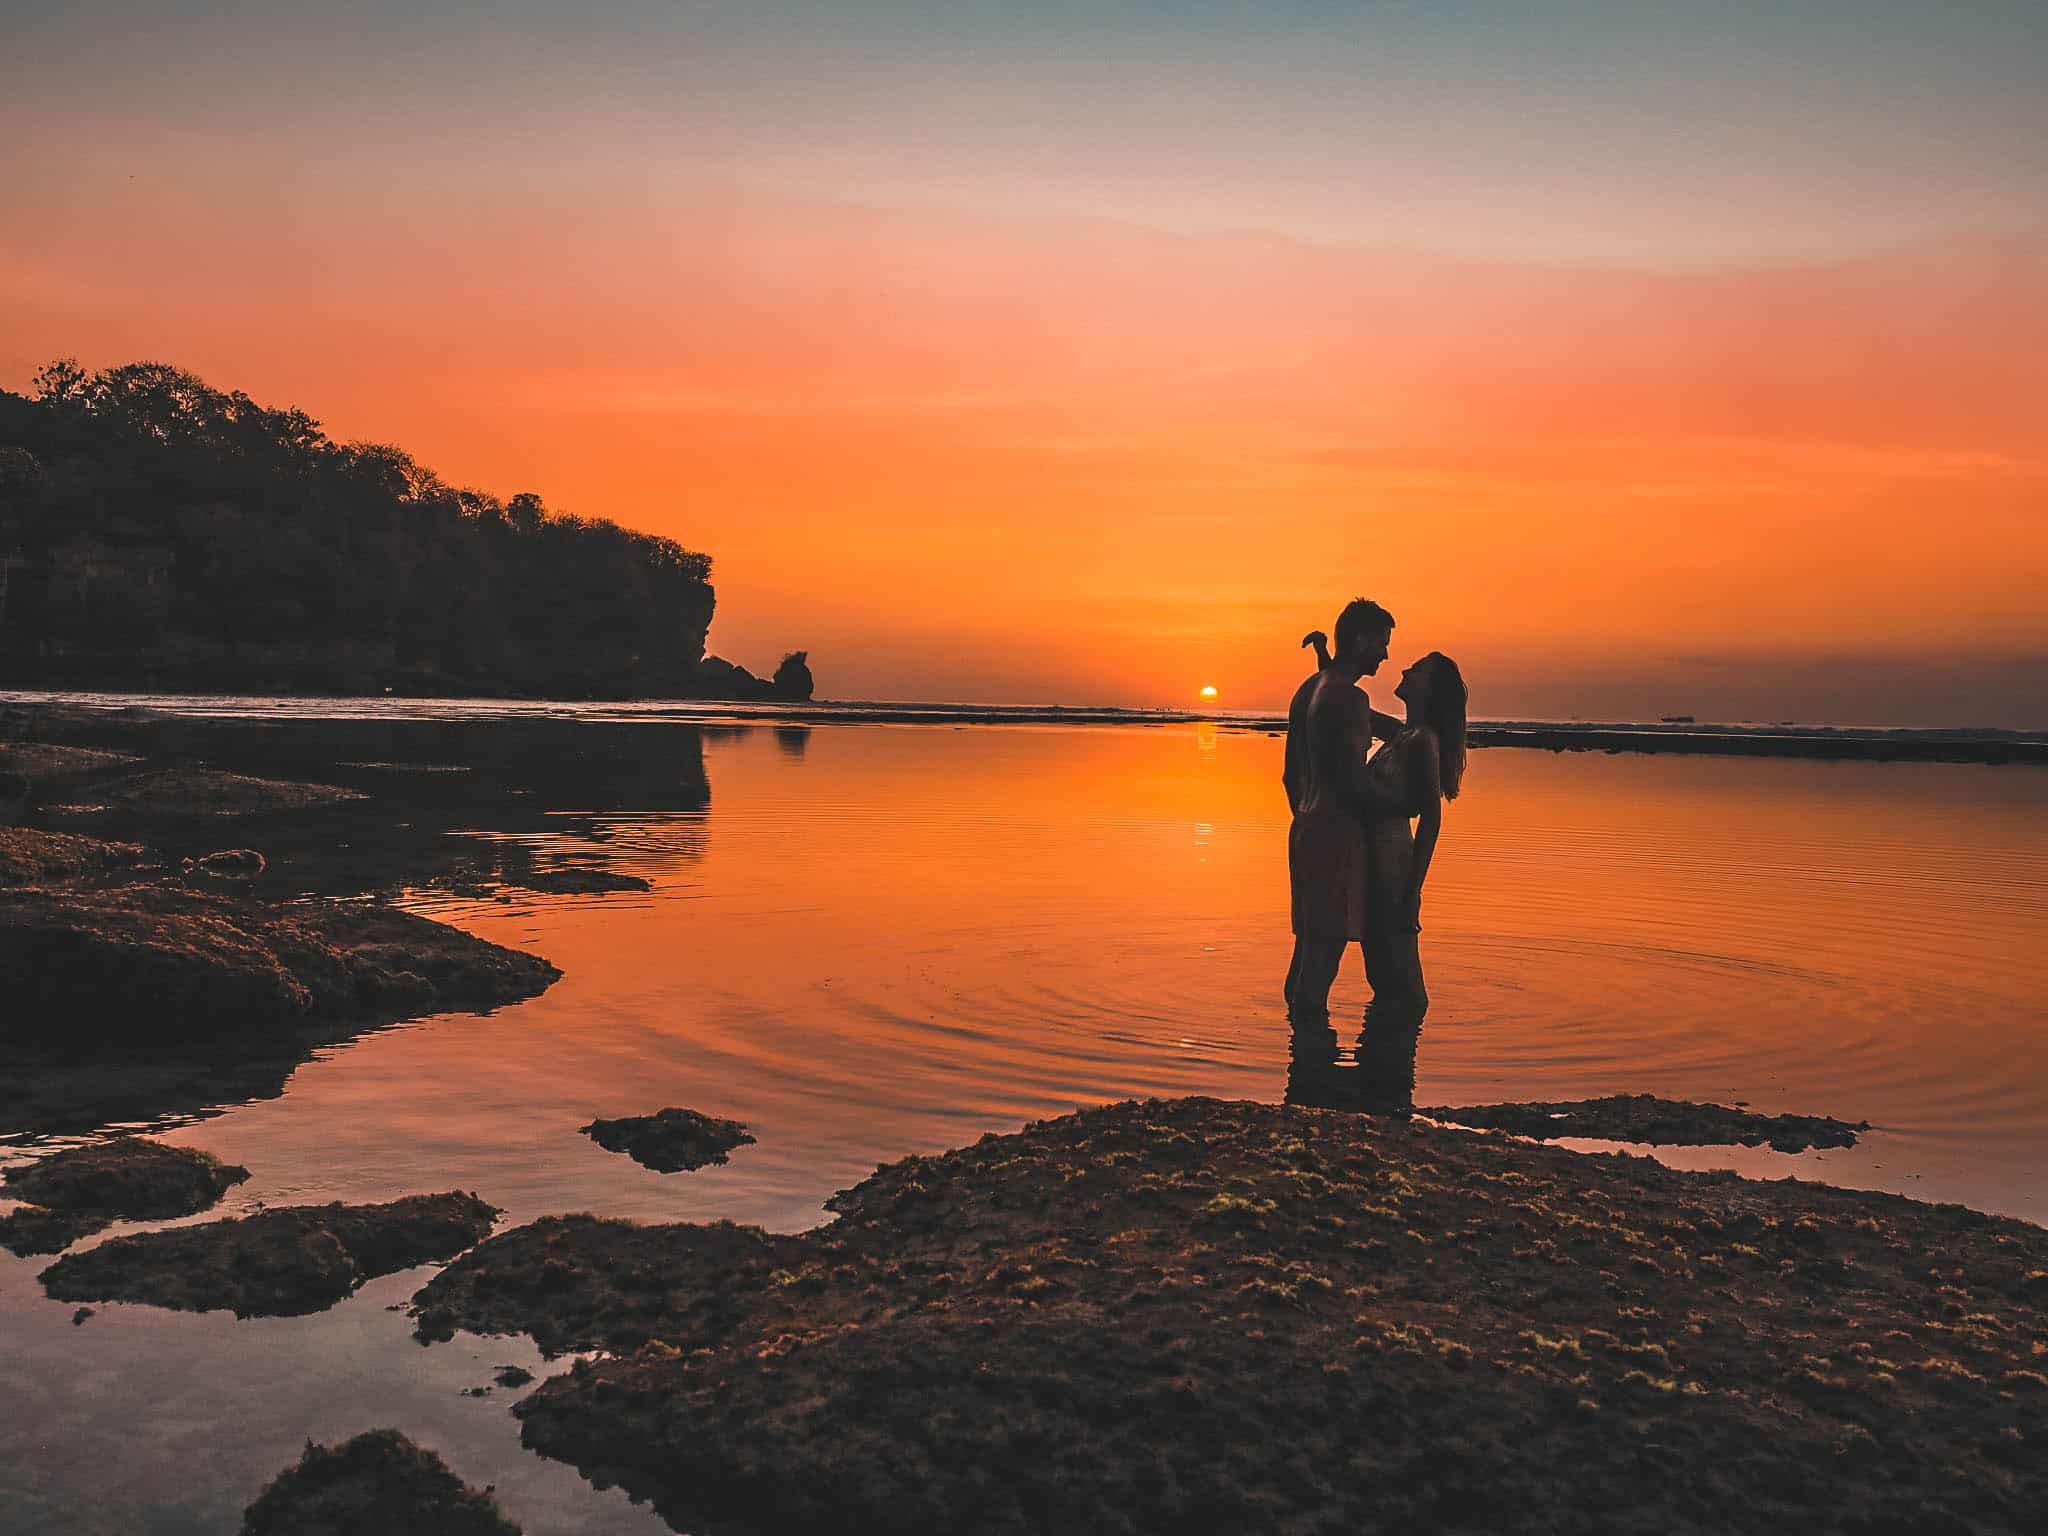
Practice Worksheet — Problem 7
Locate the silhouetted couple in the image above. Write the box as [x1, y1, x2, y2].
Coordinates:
[1281, 599, 1467, 1113]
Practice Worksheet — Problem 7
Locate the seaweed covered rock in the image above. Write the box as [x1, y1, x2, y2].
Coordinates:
[0, 1204, 108, 1257]
[187, 847, 267, 881]
[5, 1136, 249, 1216]
[1421, 1094, 1869, 1152]
[0, 741, 141, 791]
[240, 1429, 520, 1536]
[0, 827, 150, 886]
[42, 1192, 498, 1317]
[0, 884, 559, 1048]
[413, 1217, 806, 1356]
[87, 767, 366, 818]
[511, 867, 650, 895]
[580, 1107, 754, 1173]
[421, 1098, 2048, 1536]
[0, 1137, 248, 1255]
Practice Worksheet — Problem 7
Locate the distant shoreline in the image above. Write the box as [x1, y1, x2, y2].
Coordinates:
[4, 690, 2044, 765]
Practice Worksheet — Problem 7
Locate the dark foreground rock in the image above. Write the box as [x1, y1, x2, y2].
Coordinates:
[417, 1098, 2048, 1536]
[1422, 1094, 1870, 1153]
[581, 1108, 755, 1173]
[5, 1136, 250, 1215]
[512, 867, 651, 895]
[413, 1217, 804, 1356]
[42, 1192, 498, 1317]
[240, 1429, 520, 1536]
[0, 1204, 108, 1257]
[81, 766, 367, 818]
[0, 1137, 249, 1255]
[0, 741, 142, 786]
[0, 883, 559, 1052]
[0, 827, 149, 886]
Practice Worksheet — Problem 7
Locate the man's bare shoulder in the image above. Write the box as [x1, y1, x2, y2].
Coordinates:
[1287, 672, 1321, 720]
[1304, 673, 1366, 725]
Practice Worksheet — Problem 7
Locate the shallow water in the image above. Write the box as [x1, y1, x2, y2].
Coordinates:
[3, 718, 2046, 1532]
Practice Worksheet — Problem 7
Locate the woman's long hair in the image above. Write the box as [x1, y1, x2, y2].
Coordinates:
[1419, 653, 1468, 800]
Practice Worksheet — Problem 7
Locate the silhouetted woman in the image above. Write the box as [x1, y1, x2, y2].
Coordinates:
[1358, 652, 1468, 1070]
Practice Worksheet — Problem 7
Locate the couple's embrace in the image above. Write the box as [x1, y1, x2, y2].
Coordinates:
[1282, 598, 1467, 1050]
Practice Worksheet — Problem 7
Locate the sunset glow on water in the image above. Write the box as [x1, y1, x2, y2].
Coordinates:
[3, 718, 2043, 1531]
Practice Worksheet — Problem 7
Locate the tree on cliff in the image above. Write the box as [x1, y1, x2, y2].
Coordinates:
[0, 359, 728, 695]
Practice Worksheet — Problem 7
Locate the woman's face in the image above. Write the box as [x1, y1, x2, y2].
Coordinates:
[1394, 660, 1431, 709]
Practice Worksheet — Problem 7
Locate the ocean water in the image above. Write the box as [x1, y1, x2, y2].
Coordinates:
[2, 715, 2045, 1532]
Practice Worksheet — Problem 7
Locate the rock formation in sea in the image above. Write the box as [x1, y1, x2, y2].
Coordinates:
[581, 1108, 755, 1172]
[0, 1138, 250, 1255]
[772, 650, 815, 701]
[239, 1429, 522, 1535]
[42, 1192, 500, 1317]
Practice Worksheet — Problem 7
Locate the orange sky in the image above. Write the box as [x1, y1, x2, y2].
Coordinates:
[3, 8, 2046, 723]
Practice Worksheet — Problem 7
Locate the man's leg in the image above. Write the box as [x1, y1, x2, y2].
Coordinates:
[1289, 936, 1345, 1022]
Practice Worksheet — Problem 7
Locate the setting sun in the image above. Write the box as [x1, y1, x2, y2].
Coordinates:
[1199, 685, 1219, 701]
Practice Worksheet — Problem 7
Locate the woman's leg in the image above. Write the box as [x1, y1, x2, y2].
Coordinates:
[1359, 928, 1426, 1111]
[1285, 1015, 1348, 1109]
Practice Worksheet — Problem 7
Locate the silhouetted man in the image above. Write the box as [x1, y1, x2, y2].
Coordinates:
[1284, 598, 1404, 1018]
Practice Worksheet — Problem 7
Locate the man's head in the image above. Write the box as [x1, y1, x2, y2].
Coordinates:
[1333, 598, 1395, 675]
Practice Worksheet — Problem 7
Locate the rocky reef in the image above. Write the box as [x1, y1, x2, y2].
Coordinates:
[2, 884, 558, 1050]
[0, 827, 149, 886]
[0, 712, 695, 1135]
[414, 1097, 2048, 1535]
[0, 1137, 249, 1255]
[239, 1429, 521, 1535]
[42, 1192, 499, 1317]
[1420, 1094, 1870, 1153]
[581, 1107, 755, 1173]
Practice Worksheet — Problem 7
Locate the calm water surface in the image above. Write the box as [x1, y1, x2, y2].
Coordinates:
[3, 719, 2045, 1533]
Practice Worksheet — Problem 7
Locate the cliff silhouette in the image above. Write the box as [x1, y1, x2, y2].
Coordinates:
[0, 360, 810, 701]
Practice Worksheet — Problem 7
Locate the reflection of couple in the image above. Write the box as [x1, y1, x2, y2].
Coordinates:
[1281, 599, 1467, 1110]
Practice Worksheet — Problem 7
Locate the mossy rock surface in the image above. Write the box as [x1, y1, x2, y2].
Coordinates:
[1421, 1094, 1870, 1152]
[5, 1136, 249, 1217]
[0, 884, 559, 1048]
[581, 1107, 754, 1173]
[91, 766, 367, 817]
[0, 828, 150, 887]
[240, 1429, 519, 1536]
[416, 1097, 2048, 1536]
[0, 1204, 108, 1257]
[0, 1137, 249, 1256]
[43, 1192, 498, 1317]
